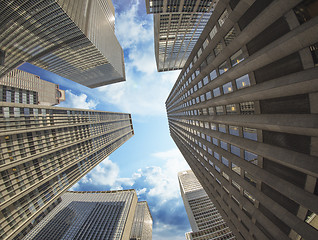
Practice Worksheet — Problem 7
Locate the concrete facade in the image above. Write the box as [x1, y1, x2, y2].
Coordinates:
[146, 0, 218, 71]
[0, 103, 134, 239]
[166, 0, 318, 239]
[0, 0, 125, 88]
[0, 69, 65, 106]
[129, 201, 153, 240]
[179, 170, 236, 240]
[22, 191, 138, 240]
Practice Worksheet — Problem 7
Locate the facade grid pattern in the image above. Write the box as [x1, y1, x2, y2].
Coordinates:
[167, 0, 318, 240]
[0, 103, 134, 240]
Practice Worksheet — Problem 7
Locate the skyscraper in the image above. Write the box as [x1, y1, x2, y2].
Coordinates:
[178, 170, 236, 240]
[145, 0, 218, 72]
[0, 102, 134, 239]
[22, 190, 138, 240]
[130, 201, 153, 240]
[0, 0, 125, 88]
[166, 0, 318, 239]
[0, 69, 65, 106]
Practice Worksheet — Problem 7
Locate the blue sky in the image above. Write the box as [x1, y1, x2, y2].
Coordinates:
[19, 0, 191, 239]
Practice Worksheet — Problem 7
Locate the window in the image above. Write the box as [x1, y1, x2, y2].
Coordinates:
[222, 157, 229, 166]
[229, 125, 240, 136]
[213, 138, 219, 146]
[214, 42, 223, 56]
[244, 150, 258, 165]
[231, 49, 244, 66]
[224, 27, 236, 45]
[226, 104, 237, 114]
[216, 106, 224, 115]
[232, 163, 241, 175]
[206, 91, 212, 100]
[203, 76, 209, 85]
[219, 124, 226, 133]
[209, 25, 217, 39]
[236, 74, 250, 89]
[221, 141, 228, 150]
[231, 145, 240, 156]
[219, 61, 229, 74]
[214, 152, 220, 160]
[218, 9, 229, 26]
[213, 87, 221, 97]
[223, 82, 233, 94]
[243, 128, 257, 141]
[210, 70, 217, 81]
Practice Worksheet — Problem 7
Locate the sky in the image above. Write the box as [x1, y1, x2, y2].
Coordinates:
[18, 0, 192, 239]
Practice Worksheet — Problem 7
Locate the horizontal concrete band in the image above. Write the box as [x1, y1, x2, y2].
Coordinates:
[167, 67, 318, 114]
[170, 121, 318, 213]
[171, 129, 318, 240]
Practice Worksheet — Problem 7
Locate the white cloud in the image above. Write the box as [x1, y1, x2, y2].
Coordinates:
[136, 188, 147, 196]
[58, 90, 97, 109]
[115, 0, 153, 49]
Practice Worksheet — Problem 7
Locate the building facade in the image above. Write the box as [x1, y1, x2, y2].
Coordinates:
[22, 190, 138, 240]
[0, 0, 125, 88]
[146, 0, 218, 71]
[130, 201, 153, 240]
[0, 69, 65, 106]
[178, 170, 235, 240]
[166, 0, 318, 239]
[0, 103, 134, 239]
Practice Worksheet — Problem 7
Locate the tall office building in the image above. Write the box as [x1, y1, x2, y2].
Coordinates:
[145, 0, 218, 72]
[178, 170, 235, 240]
[0, 0, 125, 88]
[22, 190, 138, 240]
[0, 69, 65, 106]
[0, 102, 134, 239]
[166, 0, 318, 239]
[129, 201, 153, 240]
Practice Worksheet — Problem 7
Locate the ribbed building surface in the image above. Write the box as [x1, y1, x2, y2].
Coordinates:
[130, 201, 153, 240]
[22, 191, 138, 240]
[0, 0, 125, 88]
[0, 69, 65, 106]
[0, 103, 134, 239]
[146, 0, 218, 71]
[179, 170, 235, 240]
[167, 0, 318, 239]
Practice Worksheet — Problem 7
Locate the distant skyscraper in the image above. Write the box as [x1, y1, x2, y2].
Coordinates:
[22, 191, 138, 240]
[178, 170, 235, 240]
[0, 0, 125, 88]
[0, 103, 134, 239]
[166, 0, 318, 239]
[0, 69, 65, 106]
[130, 201, 153, 240]
[145, 0, 218, 71]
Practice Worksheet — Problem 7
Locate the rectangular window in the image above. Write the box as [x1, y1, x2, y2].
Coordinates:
[231, 49, 244, 66]
[214, 42, 223, 56]
[218, 9, 229, 26]
[243, 128, 258, 141]
[244, 150, 258, 165]
[209, 25, 217, 39]
[212, 138, 219, 146]
[214, 152, 220, 160]
[232, 163, 241, 175]
[222, 156, 229, 166]
[213, 87, 221, 97]
[236, 74, 251, 89]
[216, 106, 224, 115]
[219, 61, 229, 74]
[229, 126, 240, 136]
[226, 104, 237, 114]
[221, 141, 228, 150]
[203, 76, 209, 85]
[231, 145, 240, 157]
[218, 124, 226, 133]
[223, 82, 233, 94]
[206, 91, 212, 100]
[210, 70, 217, 81]
[224, 27, 236, 45]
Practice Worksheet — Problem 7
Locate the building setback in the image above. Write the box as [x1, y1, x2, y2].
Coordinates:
[0, 103, 134, 239]
[145, 0, 218, 72]
[166, 0, 318, 239]
[0, 0, 125, 88]
[22, 191, 138, 240]
[0, 69, 65, 106]
[178, 170, 236, 240]
[130, 201, 153, 240]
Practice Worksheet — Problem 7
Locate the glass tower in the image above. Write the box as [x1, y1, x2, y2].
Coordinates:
[0, 0, 125, 88]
